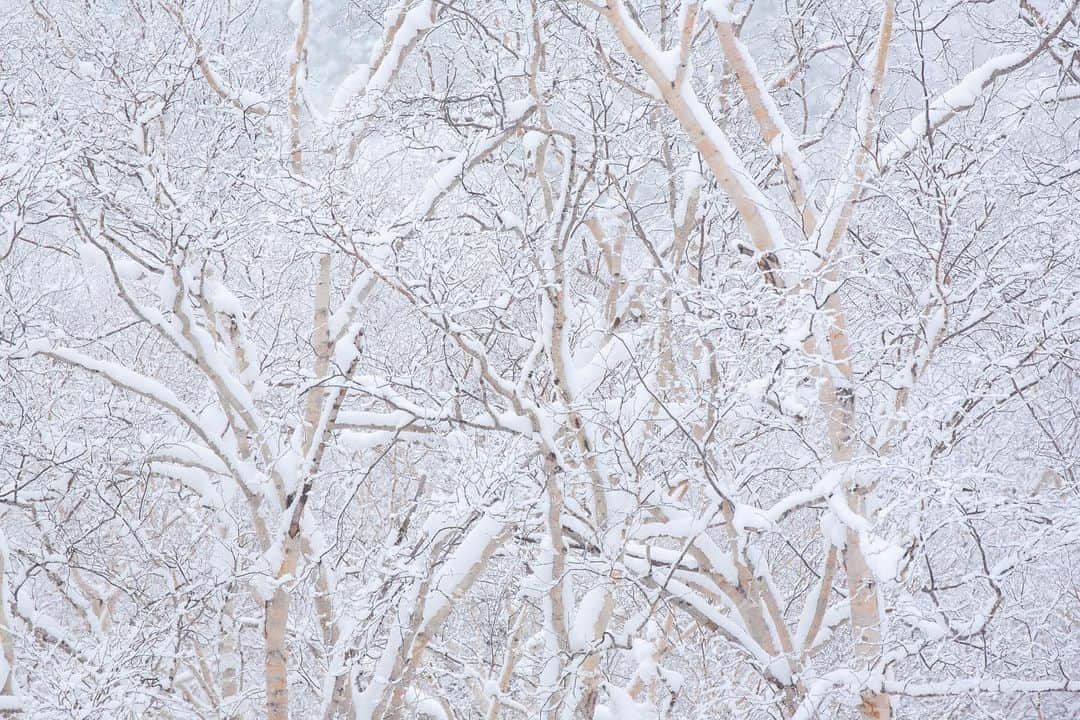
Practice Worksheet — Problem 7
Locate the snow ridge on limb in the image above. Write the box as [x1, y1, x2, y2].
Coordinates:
[598, 0, 790, 285]
[879, 0, 1078, 172]
[354, 506, 507, 720]
[810, 0, 895, 263]
[410, 98, 537, 222]
[708, 2, 818, 234]
[333, 0, 439, 159]
[25, 344, 254, 488]
[877, 52, 1028, 170]
[161, 1, 269, 115]
[333, 0, 435, 114]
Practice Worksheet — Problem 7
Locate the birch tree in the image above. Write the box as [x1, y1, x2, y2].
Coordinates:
[1, 0, 1078, 719]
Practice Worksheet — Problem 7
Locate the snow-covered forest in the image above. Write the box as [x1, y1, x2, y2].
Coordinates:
[0, 0, 1078, 717]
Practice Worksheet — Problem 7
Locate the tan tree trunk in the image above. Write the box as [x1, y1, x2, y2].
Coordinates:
[601, 0, 787, 273]
[220, 590, 240, 707]
[822, 5, 895, 717]
[265, 539, 301, 720]
[0, 529, 16, 699]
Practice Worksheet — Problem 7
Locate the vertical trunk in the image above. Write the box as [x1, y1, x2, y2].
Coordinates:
[287, 0, 310, 175]
[0, 529, 16, 698]
[312, 540, 351, 719]
[486, 609, 527, 720]
[541, 458, 571, 719]
[220, 590, 240, 708]
[303, 252, 333, 451]
[264, 3, 312, 717]
[264, 587, 290, 720]
[572, 590, 613, 719]
[265, 540, 301, 720]
[817, 5, 895, 715]
[822, 369, 891, 719]
[323, 663, 354, 720]
[845, 519, 891, 719]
